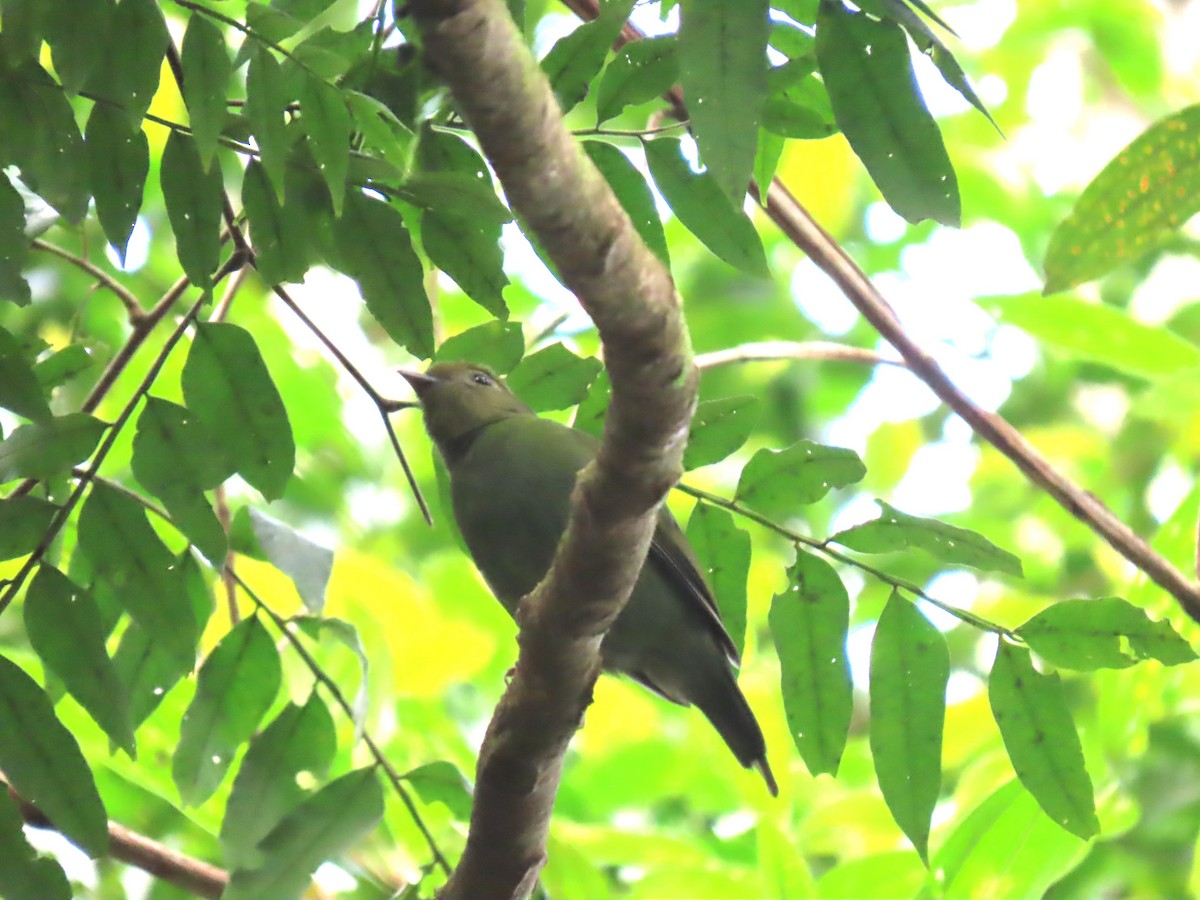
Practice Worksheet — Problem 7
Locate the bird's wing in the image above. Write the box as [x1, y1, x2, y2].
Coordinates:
[649, 510, 741, 666]
[539, 423, 741, 666]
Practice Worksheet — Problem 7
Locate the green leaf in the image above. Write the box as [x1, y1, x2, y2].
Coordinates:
[0, 789, 72, 900]
[1045, 105, 1200, 292]
[397, 172, 512, 228]
[0, 495, 56, 561]
[113, 552, 213, 728]
[180, 14, 231, 170]
[422, 210, 510, 318]
[988, 642, 1098, 839]
[735, 439, 865, 520]
[161, 131, 224, 290]
[935, 779, 1090, 900]
[415, 125, 489, 180]
[0, 175, 31, 305]
[84, 103, 149, 265]
[685, 503, 750, 658]
[979, 292, 1200, 378]
[173, 616, 282, 806]
[0, 0, 45, 63]
[333, 192, 434, 358]
[0, 324, 49, 420]
[831, 500, 1024, 577]
[292, 616, 370, 728]
[856, 0, 997, 133]
[644, 136, 769, 276]
[678, 0, 768, 201]
[583, 140, 669, 267]
[573, 368, 610, 438]
[131, 397, 233, 563]
[182, 322, 296, 501]
[683, 395, 758, 470]
[44, 0, 112, 97]
[436, 321, 525, 373]
[34, 343, 93, 389]
[243, 159, 309, 284]
[244, 46, 294, 202]
[0, 413, 106, 482]
[541, 0, 637, 114]
[507, 344, 603, 412]
[595, 36, 679, 125]
[763, 81, 837, 139]
[84, 0, 168, 127]
[753, 128, 785, 197]
[300, 71, 351, 215]
[869, 591, 948, 862]
[221, 693, 337, 868]
[0, 655, 108, 857]
[770, 550, 852, 775]
[224, 767, 383, 900]
[346, 89, 414, 174]
[76, 482, 200, 664]
[246, 507, 333, 615]
[1018, 597, 1197, 671]
[769, 21, 815, 59]
[23, 566, 135, 756]
[0, 61, 89, 222]
[403, 760, 473, 820]
[816, 2, 959, 225]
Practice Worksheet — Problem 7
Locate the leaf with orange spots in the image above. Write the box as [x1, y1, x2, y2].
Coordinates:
[1044, 104, 1200, 294]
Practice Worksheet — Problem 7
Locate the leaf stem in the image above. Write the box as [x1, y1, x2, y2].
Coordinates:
[677, 482, 1014, 636]
[31, 239, 145, 324]
[269, 282, 434, 526]
[229, 571, 453, 876]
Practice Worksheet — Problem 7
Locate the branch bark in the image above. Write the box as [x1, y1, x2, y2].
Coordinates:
[556, 0, 1200, 624]
[410, 1, 695, 898]
[11, 787, 228, 899]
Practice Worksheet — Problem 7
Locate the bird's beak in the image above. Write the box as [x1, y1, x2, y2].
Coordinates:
[398, 368, 438, 392]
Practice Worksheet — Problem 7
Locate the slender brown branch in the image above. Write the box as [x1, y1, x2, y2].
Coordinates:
[760, 182, 1200, 621]
[228, 573, 453, 876]
[412, 0, 694, 897]
[557, 0, 1200, 624]
[268, 282, 434, 525]
[696, 340, 906, 371]
[12, 787, 228, 899]
[0, 251, 247, 615]
[31, 239, 145, 323]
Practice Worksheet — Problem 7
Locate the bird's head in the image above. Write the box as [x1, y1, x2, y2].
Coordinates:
[399, 362, 532, 452]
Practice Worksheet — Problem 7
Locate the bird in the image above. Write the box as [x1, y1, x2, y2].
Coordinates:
[400, 360, 777, 795]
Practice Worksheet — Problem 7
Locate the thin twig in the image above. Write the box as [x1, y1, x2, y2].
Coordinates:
[228, 572, 454, 876]
[11, 785, 228, 899]
[676, 482, 1014, 636]
[0, 252, 247, 615]
[572, 121, 688, 138]
[268, 282, 433, 525]
[696, 341, 907, 371]
[31, 239, 145, 323]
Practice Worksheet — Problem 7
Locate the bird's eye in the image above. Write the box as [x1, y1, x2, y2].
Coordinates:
[471, 372, 493, 387]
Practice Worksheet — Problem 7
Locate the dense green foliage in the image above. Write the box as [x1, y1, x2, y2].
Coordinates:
[1, 0, 1199, 897]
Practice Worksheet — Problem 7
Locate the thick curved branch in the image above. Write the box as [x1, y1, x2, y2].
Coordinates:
[557, 0, 1200, 623]
[410, 1, 694, 898]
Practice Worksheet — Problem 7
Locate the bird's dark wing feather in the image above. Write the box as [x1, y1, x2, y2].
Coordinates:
[649, 511, 741, 665]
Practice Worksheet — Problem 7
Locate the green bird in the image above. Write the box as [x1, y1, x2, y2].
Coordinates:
[402, 361, 778, 796]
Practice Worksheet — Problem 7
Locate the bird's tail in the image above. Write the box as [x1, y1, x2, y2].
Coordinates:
[695, 669, 778, 797]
